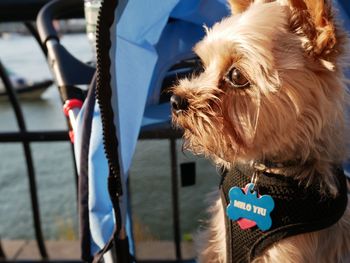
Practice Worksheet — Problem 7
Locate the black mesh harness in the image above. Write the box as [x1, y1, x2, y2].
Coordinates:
[220, 164, 348, 263]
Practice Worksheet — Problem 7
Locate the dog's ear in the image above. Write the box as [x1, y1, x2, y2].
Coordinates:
[227, 0, 253, 14]
[288, 0, 338, 66]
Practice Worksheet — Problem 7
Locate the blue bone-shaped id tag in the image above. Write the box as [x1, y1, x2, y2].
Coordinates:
[226, 183, 275, 231]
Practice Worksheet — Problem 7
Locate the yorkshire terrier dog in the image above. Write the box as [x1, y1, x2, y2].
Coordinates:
[171, 0, 350, 262]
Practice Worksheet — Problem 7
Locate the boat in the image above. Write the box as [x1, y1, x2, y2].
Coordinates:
[0, 67, 52, 99]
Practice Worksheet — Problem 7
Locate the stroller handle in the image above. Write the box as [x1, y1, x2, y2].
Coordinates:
[36, 0, 95, 136]
[36, 0, 95, 88]
[36, 0, 84, 45]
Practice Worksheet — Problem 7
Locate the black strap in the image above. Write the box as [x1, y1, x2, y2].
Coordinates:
[221, 164, 348, 263]
[79, 73, 97, 263]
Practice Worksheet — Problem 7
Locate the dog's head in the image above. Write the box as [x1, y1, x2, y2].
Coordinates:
[171, 0, 347, 169]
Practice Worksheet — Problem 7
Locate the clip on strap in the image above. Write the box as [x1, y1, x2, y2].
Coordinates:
[63, 99, 83, 117]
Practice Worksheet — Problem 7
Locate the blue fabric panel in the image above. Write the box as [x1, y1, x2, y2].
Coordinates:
[171, 0, 229, 26]
[114, 37, 158, 173]
[88, 103, 114, 254]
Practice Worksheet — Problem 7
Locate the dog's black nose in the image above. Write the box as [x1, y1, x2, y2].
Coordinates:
[171, 95, 189, 112]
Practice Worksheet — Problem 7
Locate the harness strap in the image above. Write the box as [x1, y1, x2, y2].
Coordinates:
[221, 164, 348, 263]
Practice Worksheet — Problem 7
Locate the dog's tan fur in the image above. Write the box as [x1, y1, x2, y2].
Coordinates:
[171, 0, 350, 262]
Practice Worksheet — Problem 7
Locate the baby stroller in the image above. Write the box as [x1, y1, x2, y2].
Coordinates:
[36, 0, 350, 262]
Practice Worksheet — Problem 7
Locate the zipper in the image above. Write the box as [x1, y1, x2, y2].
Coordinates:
[95, 0, 123, 196]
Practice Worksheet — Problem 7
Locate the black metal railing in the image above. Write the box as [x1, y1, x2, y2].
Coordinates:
[0, 1, 81, 258]
[0, 60, 49, 259]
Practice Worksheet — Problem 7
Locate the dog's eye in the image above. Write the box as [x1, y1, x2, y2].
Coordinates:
[225, 67, 250, 88]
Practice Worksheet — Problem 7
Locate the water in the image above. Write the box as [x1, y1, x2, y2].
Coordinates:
[0, 34, 219, 242]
